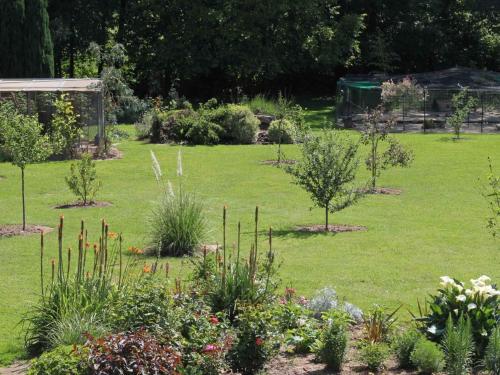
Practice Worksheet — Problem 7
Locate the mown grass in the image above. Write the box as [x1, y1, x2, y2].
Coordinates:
[0, 105, 498, 364]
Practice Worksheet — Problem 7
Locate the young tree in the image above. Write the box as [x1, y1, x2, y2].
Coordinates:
[286, 131, 362, 231]
[0, 104, 52, 230]
[65, 152, 101, 205]
[484, 158, 499, 239]
[447, 88, 477, 139]
[362, 106, 413, 191]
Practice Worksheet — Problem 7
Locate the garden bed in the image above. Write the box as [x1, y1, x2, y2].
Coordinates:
[0, 225, 53, 237]
[295, 224, 367, 233]
[360, 187, 402, 195]
[54, 201, 112, 209]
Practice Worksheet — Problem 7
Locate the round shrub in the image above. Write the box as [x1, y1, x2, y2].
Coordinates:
[391, 328, 422, 368]
[212, 104, 259, 144]
[410, 338, 445, 374]
[27, 345, 88, 375]
[182, 114, 222, 145]
[268, 119, 295, 144]
[149, 189, 206, 257]
[359, 342, 390, 372]
[312, 312, 349, 371]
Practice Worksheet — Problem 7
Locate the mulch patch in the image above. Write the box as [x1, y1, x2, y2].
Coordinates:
[0, 225, 53, 238]
[361, 187, 402, 195]
[260, 159, 297, 166]
[54, 201, 112, 209]
[295, 224, 367, 233]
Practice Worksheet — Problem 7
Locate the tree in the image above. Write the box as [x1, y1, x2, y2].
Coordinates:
[0, 104, 52, 230]
[447, 88, 478, 140]
[286, 131, 362, 231]
[361, 106, 413, 191]
[65, 152, 101, 205]
[0, 0, 25, 77]
[24, 0, 54, 77]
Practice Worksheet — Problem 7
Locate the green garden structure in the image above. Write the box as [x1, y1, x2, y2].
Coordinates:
[336, 67, 500, 132]
[0, 78, 105, 147]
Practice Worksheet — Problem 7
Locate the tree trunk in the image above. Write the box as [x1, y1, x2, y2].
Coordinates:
[325, 206, 329, 231]
[21, 167, 26, 231]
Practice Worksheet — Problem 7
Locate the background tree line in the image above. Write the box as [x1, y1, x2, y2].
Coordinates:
[0, 0, 498, 98]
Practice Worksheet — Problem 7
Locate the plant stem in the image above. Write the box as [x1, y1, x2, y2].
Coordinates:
[21, 167, 26, 231]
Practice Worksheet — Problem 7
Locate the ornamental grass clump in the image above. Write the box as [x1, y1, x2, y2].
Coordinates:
[149, 149, 206, 257]
[23, 217, 139, 354]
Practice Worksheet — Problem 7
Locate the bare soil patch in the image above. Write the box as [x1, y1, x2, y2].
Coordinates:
[0, 361, 29, 375]
[54, 201, 112, 209]
[0, 225, 53, 238]
[295, 224, 367, 233]
[361, 187, 402, 195]
[261, 159, 297, 166]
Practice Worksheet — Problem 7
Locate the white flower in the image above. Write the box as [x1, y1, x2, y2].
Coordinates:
[456, 294, 466, 302]
[428, 325, 437, 335]
[477, 275, 491, 285]
[465, 289, 473, 296]
[297, 318, 307, 327]
[467, 303, 477, 311]
[177, 149, 183, 176]
[440, 276, 456, 288]
[453, 309, 459, 315]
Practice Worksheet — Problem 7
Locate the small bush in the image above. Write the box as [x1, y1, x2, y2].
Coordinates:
[212, 104, 259, 144]
[86, 329, 181, 374]
[268, 119, 295, 144]
[363, 304, 399, 343]
[312, 311, 349, 371]
[442, 315, 474, 375]
[65, 152, 101, 205]
[410, 338, 445, 374]
[150, 189, 206, 257]
[392, 328, 422, 368]
[134, 111, 153, 139]
[307, 287, 363, 322]
[484, 326, 500, 375]
[50, 93, 81, 159]
[181, 114, 222, 145]
[27, 345, 88, 375]
[244, 94, 280, 115]
[228, 307, 279, 375]
[47, 311, 109, 348]
[359, 342, 390, 372]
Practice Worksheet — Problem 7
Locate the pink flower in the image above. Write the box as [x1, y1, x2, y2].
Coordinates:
[255, 337, 264, 346]
[202, 344, 219, 353]
[209, 316, 219, 325]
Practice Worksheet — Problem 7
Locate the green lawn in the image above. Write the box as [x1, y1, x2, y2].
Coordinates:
[0, 107, 499, 364]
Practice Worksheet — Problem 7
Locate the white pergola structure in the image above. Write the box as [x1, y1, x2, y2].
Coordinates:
[0, 78, 105, 145]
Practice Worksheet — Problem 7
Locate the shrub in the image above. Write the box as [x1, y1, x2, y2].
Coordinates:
[50, 93, 81, 158]
[65, 152, 101, 205]
[307, 286, 363, 322]
[363, 304, 399, 343]
[268, 119, 295, 144]
[134, 110, 154, 139]
[109, 276, 178, 334]
[228, 307, 279, 375]
[312, 311, 350, 371]
[86, 329, 181, 374]
[391, 328, 422, 368]
[410, 338, 445, 374]
[244, 94, 280, 115]
[416, 275, 499, 357]
[359, 342, 390, 372]
[442, 315, 474, 375]
[485, 327, 500, 375]
[27, 345, 88, 375]
[181, 113, 222, 145]
[212, 104, 259, 144]
[149, 188, 206, 257]
[285, 320, 320, 354]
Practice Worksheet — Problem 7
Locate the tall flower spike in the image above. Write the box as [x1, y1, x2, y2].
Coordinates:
[167, 180, 175, 197]
[150, 150, 162, 183]
[177, 149, 183, 176]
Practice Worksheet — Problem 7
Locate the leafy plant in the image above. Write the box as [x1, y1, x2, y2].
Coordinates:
[442, 315, 474, 375]
[211, 104, 259, 144]
[484, 326, 500, 375]
[307, 286, 363, 322]
[447, 88, 478, 139]
[414, 275, 499, 357]
[85, 329, 181, 374]
[312, 310, 350, 371]
[286, 130, 363, 231]
[391, 328, 422, 368]
[363, 304, 400, 343]
[228, 307, 279, 375]
[359, 342, 390, 372]
[65, 152, 101, 205]
[0, 103, 52, 230]
[244, 94, 280, 115]
[361, 106, 413, 190]
[50, 93, 81, 158]
[27, 345, 88, 375]
[410, 338, 445, 374]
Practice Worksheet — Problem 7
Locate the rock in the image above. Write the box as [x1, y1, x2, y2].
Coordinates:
[256, 114, 276, 129]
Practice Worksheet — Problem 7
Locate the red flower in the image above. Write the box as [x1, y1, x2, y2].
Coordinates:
[209, 316, 219, 325]
[202, 344, 219, 354]
[255, 337, 264, 346]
